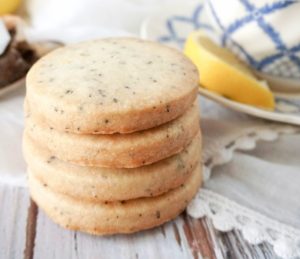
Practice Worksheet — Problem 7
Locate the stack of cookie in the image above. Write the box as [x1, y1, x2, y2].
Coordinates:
[23, 38, 202, 235]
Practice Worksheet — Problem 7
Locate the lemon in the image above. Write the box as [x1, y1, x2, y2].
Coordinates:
[0, 0, 21, 15]
[184, 31, 275, 110]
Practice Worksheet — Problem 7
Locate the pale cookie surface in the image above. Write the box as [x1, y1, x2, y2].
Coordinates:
[26, 38, 199, 134]
[25, 102, 200, 168]
[28, 164, 202, 235]
[24, 132, 201, 201]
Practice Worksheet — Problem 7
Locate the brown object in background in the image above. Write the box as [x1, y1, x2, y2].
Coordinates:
[0, 16, 37, 88]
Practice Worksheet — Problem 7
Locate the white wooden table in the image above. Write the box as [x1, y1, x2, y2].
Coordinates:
[0, 184, 280, 259]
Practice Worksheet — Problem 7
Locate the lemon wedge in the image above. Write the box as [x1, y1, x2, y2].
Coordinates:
[0, 0, 21, 15]
[184, 31, 275, 110]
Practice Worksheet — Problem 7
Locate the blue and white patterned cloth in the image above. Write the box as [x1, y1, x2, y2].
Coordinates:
[159, 0, 300, 80]
[207, 0, 300, 79]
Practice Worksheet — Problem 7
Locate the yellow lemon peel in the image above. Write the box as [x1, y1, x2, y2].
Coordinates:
[184, 31, 275, 110]
[0, 0, 21, 15]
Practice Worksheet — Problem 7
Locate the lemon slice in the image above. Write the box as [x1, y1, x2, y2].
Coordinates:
[184, 31, 275, 110]
[0, 0, 21, 15]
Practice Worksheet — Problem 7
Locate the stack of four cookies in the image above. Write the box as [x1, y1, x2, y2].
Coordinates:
[23, 38, 202, 234]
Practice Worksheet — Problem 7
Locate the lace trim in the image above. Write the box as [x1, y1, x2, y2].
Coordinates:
[188, 189, 300, 258]
[202, 124, 298, 181]
[188, 124, 300, 258]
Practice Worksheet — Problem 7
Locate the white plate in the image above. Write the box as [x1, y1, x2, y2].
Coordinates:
[199, 87, 300, 126]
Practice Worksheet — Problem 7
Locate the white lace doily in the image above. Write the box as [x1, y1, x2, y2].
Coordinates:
[188, 189, 300, 259]
[186, 100, 300, 258]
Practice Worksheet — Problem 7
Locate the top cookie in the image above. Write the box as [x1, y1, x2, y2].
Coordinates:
[26, 38, 198, 134]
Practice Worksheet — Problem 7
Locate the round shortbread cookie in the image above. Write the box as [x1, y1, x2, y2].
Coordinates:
[24, 132, 201, 201]
[25, 102, 200, 168]
[28, 163, 202, 235]
[26, 37, 199, 134]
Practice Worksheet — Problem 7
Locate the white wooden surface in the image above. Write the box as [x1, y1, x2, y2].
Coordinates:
[0, 186, 29, 259]
[0, 184, 281, 259]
